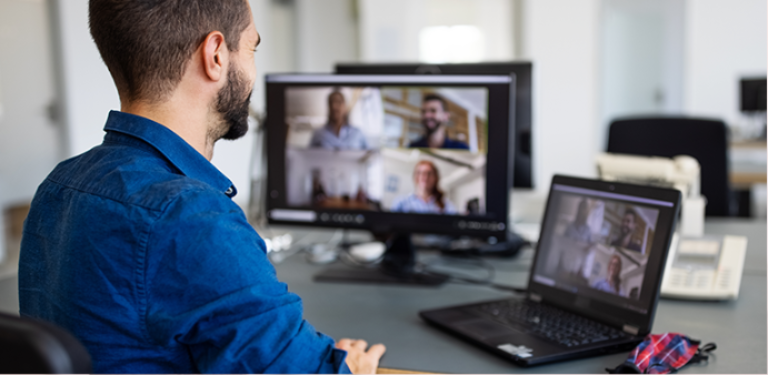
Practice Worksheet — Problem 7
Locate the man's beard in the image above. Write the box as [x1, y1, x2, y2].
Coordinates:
[212, 62, 252, 141]
[422, 119, 441, 137]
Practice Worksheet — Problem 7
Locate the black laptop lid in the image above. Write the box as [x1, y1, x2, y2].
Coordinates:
[528, 175, 681, 335]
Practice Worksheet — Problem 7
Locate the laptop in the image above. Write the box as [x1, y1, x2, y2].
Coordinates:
[420, 175, 681, 366]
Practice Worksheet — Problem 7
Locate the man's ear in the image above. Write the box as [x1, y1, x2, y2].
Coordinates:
[202, 31, 227, 82]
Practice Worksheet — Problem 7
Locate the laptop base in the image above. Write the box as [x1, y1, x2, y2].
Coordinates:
[420, 298, 642, 366]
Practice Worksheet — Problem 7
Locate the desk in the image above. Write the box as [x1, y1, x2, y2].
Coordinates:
[274, 219, 767, 374]
[0, 220, 763, 373]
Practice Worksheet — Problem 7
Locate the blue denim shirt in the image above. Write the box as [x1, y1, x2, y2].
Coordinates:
[19, 111, 351, 374]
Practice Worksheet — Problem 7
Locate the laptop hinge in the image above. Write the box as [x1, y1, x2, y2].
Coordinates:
[622, 324, 639, 335]
[529, 293, 542, 302]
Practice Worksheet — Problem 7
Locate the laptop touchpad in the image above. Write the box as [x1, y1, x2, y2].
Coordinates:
[453, 319, 524, 339]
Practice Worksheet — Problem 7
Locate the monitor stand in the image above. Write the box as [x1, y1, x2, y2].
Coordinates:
[313, 233, 449, 286]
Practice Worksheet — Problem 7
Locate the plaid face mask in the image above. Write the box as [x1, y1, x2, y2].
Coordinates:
[606, 333, 716, 374]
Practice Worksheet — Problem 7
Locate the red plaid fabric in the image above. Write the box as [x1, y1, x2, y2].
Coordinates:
[607, 333, 715, 374]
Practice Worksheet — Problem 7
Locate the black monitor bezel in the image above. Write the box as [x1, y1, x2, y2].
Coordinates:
[265, 74, 515, 237]
[529, 175, 681, 334]
[335, 62, 533, 188]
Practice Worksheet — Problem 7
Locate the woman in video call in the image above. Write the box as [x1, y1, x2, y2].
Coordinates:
[310, 90, 369, 150]
[391, 160, 457, 214]
[592, 255, 626, 297]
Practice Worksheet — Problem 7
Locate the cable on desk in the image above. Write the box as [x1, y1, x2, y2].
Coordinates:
[419, 256, 527, 294]
[420, 256, 494, 283]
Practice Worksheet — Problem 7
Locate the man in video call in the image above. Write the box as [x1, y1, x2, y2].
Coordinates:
[611, 210, 642, 252]
[310, 90, 369, 150]
[409, 94, 469, 150]
[18, 0, 384, 373]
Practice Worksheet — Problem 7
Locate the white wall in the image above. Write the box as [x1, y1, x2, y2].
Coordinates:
[521, 0, 602, 189]
[684, 0, 767, 126]
[0, 0, 61, 205]
[51, 0, 120, 158]
[358, 0, 424, 62]
[600, 0, 686, 134]
[358, 0, 514, 63]
[295, 0, 359, 72]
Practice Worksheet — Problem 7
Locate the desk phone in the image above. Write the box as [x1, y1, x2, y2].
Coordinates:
[661, 234, 748, 300]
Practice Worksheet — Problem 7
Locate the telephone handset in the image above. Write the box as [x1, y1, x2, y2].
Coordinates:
[661, 234, 748, 300]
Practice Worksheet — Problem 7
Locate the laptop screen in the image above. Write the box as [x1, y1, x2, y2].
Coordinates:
[529, 176, 680, 333]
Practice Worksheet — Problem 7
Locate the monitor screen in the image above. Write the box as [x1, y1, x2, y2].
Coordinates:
[335, 62, 533, 188]
[533, 185, 665, 305]
[266, 75, 515, 237]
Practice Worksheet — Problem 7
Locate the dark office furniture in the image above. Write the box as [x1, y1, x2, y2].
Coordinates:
[0, 313, 91, 373]
[607, 117, 731, 216]
[740, 77, 767, 112]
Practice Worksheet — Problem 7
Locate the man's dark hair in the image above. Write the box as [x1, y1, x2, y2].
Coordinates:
[423, 93, 448, 111]
[327, 89, 345, 104]
[624, 209, 637, 221]
[89, 0, 251, 102]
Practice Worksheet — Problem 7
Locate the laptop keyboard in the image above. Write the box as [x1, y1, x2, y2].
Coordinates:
[473, 300, 629, 348]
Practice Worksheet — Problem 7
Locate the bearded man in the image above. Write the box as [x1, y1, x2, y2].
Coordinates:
[18, 1, 384, 373]
[409, 94, 469, 150]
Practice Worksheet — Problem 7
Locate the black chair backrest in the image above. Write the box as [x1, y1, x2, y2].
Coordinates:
[0, 313, 92, 373]
[607, 117, 730, 216]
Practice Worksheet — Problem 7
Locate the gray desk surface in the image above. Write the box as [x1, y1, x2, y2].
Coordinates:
[0, 219, 763, 373]
[274, 219, 767, 374]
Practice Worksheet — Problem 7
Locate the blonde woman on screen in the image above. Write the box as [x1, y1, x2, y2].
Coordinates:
[391, 160, 457, 214]
[592, 255, 627, 297]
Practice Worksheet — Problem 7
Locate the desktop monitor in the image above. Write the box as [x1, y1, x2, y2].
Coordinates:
[335, 62, 533, 188]
[265, 74, 516, 284]
[740, 77, 767, 112]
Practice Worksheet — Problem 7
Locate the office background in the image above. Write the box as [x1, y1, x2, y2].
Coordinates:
[0, 0, 765, 311]
[0, 0, 764, 206]
[0, 1, 765, 373]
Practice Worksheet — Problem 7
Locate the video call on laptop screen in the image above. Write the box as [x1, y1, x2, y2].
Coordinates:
[532, 184, 674, 314]
[282, 85, 490, 217]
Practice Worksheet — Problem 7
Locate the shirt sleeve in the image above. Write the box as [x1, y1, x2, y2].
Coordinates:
[143, 187, 351, 374]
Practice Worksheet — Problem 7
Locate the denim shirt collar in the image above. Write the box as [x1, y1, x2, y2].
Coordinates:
[103, 110, 237, 198]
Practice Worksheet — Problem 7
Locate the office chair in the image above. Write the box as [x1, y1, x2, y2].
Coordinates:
[607, 117, 731, 216]
[0, 313, 92, 373]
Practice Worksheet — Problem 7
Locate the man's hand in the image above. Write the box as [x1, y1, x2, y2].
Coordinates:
[335, 338, 386, 374]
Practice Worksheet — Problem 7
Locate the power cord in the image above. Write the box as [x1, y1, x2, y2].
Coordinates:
[420, 256, 527, 294]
